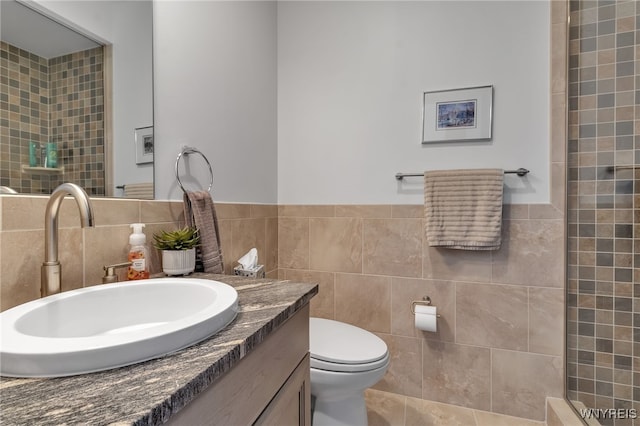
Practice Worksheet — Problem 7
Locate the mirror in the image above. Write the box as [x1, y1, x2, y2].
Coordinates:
[0, 0, 153, 198]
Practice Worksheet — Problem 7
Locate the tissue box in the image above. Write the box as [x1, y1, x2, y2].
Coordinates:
[233, 264, 265, 278]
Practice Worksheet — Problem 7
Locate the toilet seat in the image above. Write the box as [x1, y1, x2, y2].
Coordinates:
[310, 318, 389, 373]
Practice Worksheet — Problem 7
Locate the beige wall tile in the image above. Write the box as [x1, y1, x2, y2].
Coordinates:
[1, 230, 45, 310]
[374, 333, 422, 398]
[53, 228, 84, 292]
[363, 219, 422, 278]
[492, 219, 564, 287]
[405, 397, 477, 426]
[551, 163, 566, 212]
[390, 277, 455, 342]
[503, 204, 529, 220]
[283, 269, 335, 319]
[456, 282, 529, 351]
[215, 203, 251, 219]
[546, 397, 584, 426]
[216, 219, 234, 274]
[335, 205, 392, 218]
[229, 218, 267, 271]
[335, 273, 391, 333]
[551, 23, 568, 95]
[309, 217, 362, 273]
[474, 409, 545, 426]
[365, 389, 406, 426]
[265, 217, 278, 273]
[422, 340, 491, 411]
[1, 196, 48, 230]
[250, 204, 277, 218]
[529, 287, 564, 356]
[491, 350, 563, 420]
[392, 205, 423, 218]
[423, 245, 492, 283]
[265, 269, 279, 279]
[140, 200, 183, 224]
[1, 227, 83, 311]
[83, 225, 132, 286]
[529, 204, 563, 220]
[278, 217, 309, 269]
[142, 224, 163, 276]
[550, 0, 567, 25]
[550, 95, 567, 163]
[278, 204, 335, 217]
[91, 198, 140, 226]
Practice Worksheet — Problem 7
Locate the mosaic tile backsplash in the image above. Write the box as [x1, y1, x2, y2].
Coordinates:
[566, 0, 639, 424]
[0, 42, 104, 195]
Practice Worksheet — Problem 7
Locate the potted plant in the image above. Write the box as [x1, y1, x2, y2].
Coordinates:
[153, 227, 200, 276]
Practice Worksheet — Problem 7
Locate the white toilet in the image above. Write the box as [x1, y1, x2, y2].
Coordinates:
[309, 317, 390, 426]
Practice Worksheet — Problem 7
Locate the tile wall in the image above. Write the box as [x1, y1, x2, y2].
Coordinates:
[49, 47, 105, 196]
[566, 0, 639, 423]
[0, 197, 278, 311]
[0, 42, 104, 196]
[278, 203, 565, 421]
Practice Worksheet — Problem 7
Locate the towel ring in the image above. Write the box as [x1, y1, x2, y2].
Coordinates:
[175, 146, 214, 193]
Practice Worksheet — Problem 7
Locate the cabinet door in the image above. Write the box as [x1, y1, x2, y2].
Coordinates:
[254, 354, 310, 426]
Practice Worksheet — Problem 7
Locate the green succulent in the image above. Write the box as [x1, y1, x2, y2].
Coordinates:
[153, 227, 200, 250]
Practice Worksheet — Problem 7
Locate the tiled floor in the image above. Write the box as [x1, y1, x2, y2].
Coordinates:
[365, 389, 547, 426]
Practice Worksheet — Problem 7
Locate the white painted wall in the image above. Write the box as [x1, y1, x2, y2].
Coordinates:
[30, 0, 153, 195]
[153, 1, 278, 202]
[277, 1, 550, 205]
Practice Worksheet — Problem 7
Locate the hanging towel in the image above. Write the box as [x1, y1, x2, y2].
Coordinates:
[424, 169, 504, 250]
[123, 183, 153, 199]
[183, 191, 224, 273]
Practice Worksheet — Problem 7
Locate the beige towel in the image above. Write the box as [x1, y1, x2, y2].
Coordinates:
[183, 191, 224, 273]
[424, 169, 504, 250]
[123, 182, 153, 199]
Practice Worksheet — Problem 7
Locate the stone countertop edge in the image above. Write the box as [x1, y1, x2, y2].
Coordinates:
[0, 274, 318, 426]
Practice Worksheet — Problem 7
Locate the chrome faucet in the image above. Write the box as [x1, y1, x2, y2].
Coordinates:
[42, 183, 95, 297]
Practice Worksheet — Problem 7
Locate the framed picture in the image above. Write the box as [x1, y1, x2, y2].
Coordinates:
[422, 85, 493, 143]
[135, 126, 154, 164]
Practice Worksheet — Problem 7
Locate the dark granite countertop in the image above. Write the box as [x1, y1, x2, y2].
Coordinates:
[0, 274, 317, 425]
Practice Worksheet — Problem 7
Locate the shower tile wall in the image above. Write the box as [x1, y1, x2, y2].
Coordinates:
[566, 0, 638, 423]
[0, 42, 104, 195]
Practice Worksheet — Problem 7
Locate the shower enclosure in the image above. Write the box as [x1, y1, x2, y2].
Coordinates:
[566, 0, 638, 424]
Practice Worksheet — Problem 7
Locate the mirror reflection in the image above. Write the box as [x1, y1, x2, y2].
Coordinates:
[0, 0, 153, 199]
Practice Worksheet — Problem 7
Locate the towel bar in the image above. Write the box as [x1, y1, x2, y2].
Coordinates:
[395, 168, 529, 180]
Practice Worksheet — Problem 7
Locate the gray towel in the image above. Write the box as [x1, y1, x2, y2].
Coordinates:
[183, 191, 224, 273]
[424, 169, 504, 250]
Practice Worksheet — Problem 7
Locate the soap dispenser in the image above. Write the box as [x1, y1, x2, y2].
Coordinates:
[127, 223, 150, 280]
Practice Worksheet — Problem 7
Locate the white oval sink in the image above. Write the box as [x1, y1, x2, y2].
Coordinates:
[0, 278, 238, 377]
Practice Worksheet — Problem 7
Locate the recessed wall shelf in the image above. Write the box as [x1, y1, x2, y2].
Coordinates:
[21, 165, 64, 174]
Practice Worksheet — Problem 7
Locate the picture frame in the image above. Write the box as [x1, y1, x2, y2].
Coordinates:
[134, 126, 154, 164]
[422, 85, 493, 143]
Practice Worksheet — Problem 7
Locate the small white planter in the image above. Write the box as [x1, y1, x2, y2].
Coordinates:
[162, 248, 196, 276]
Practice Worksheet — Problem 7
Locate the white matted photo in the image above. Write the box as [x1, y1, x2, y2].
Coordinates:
[135, 126, 154, 164]
[422, 85, 493, 143]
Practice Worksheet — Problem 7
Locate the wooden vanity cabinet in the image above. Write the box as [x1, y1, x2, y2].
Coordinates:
[167, 305, 311, 426]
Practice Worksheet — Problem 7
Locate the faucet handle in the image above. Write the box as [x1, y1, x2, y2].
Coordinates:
[102, 262, 132, 284]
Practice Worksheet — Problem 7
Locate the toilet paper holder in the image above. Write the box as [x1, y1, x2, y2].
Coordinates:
[411, 296, 441, 317]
